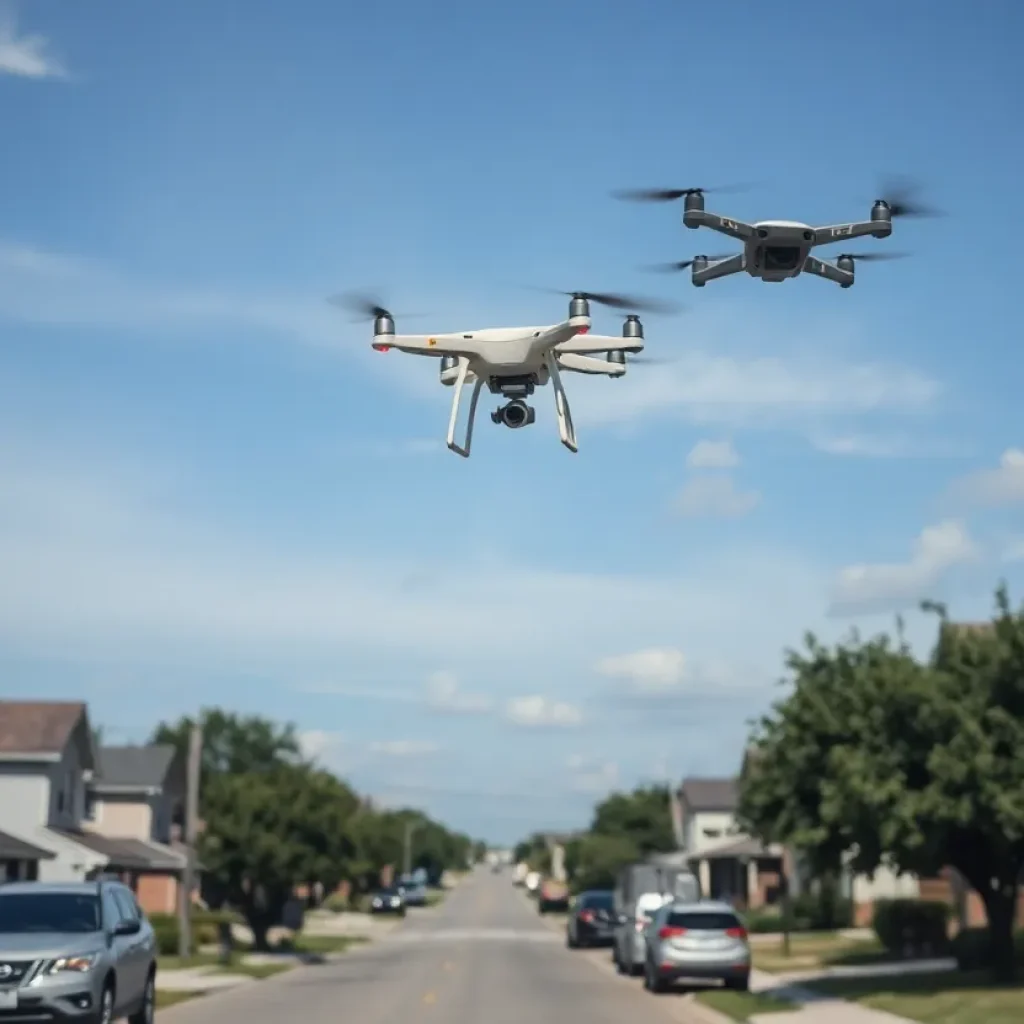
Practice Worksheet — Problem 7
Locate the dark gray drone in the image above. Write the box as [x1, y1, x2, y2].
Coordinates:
[615, 180, 940, 289]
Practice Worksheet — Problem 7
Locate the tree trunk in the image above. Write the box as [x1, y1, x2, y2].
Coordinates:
[981, 883, 1019, 983]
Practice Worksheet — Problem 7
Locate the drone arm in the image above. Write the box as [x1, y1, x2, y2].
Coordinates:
[691, 253, 745, 286]
[527, 321, 590, 359]
[545, 356, 579, 453]
[802, 255, 853, 288]
[555, 332, 643, 356]
[445, 357, 484, 458]
[684, 210, 755, 241]
[811, 220, 891, 246]
[557, 353, 626, 376]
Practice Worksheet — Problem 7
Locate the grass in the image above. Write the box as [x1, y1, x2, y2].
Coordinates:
[154, 991, 200, 1010]
[424, 889, 445, 907]
[802, 970, 1024, 1024]
[752, 932, 897, 973]
[157, 953, 220, 970]
[695, 988, 797, 1020]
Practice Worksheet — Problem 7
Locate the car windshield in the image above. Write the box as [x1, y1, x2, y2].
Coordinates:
[0, 892, 101, 934]
[666, 911, 742, 930]
[581, 892, 613, 909]
[376, 889, 400, 897]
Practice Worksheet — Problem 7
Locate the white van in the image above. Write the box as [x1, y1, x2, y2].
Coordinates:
[613, 890, 671, 975]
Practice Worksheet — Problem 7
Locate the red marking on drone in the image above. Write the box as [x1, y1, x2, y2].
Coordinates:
[372, 343, 392, 352]
[576, 326, 590, 334]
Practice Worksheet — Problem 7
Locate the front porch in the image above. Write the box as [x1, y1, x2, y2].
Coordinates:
[688, 835, 786, 911]
[0, 828, 55, 882]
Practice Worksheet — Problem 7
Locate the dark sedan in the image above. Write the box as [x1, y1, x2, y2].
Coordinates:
[566, 889, 617, 948]
[368, 887, 407, 915]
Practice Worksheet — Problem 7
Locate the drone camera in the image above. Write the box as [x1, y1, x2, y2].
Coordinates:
[492, 400, 535, 429]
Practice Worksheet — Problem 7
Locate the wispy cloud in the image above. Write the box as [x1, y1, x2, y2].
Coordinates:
[504, 696, 583, 728]
[829, 520, 977, 617]
[948, 448, 1024, 507]
[673, 474, 761, 519]
[367, 739, 441, 757]
[811, 433, 968, 459]
[686, 439, 739, 469]
[0, 6, 67, 80]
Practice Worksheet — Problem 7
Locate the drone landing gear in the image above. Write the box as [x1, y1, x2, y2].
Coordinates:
[547, 357, 578, 453]
[446, 358, 484, 458]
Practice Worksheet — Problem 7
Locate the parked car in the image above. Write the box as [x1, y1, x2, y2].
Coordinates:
[397, 878, 428, 907]
[0, 879, 158, 1024]
[642, 900, 751, 993]
[566, 890, 616, 948]
[537, 879, 569, 914]
[613, 889, 668, 976]
[368, 887, 406, 916]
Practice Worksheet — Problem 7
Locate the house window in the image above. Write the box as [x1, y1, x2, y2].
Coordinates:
[703, 828, 722, 838]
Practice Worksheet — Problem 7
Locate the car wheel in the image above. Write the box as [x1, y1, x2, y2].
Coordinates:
[95, 981, 115, 1024]
[128, 971, 155, 1024]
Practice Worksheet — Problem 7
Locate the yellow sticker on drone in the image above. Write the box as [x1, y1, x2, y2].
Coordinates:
[428, 338, 436, 346]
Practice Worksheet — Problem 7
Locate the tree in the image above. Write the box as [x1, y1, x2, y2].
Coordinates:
[151, 709, 301, 805]
[198, 761, 355, 949]
[737, 586, 1024, 982]
[566, 833, 640, 892]
[590, 785, 676, 856]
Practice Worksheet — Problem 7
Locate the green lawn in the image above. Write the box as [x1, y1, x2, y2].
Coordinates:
[752, 932, 896, 973]
[695, 988, 796, 1020]
[157, 953, 220, 970]
[154, 991, 200, 1010]
[803, 970, 1024, 1024]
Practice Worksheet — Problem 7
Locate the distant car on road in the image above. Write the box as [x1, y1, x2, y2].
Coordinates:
[537, 879, 569, 914]
[368, 888, 406, 916]
[565, 890, 616, 948]
[0, 879, 157, 1024]
[642, 900, 751, 993]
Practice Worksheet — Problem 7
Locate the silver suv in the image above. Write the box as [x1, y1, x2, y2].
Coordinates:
[0, 880, 157, 1024]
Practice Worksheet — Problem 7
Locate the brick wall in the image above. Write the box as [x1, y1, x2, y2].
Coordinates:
[136, 873, 179, 915]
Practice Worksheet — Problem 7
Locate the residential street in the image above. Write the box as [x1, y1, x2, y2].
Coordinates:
[158, 869, 708, 1024]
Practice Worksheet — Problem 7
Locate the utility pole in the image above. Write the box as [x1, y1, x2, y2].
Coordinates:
[177, 721, 203, 960]
[402, 821, 415, 878]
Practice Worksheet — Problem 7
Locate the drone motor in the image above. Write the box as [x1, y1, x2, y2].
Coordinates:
[439, 354, 458, 385]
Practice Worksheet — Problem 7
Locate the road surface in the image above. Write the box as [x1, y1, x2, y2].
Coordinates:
[160, 866, 711, 1024]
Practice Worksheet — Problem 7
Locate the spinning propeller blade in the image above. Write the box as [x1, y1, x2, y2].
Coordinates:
[527, 287, 681, 316]
[837, 251, 912, 262]
[327, 292, 429, 323]
[644, 254, 734, 272]
[876, 176, 944, 218]
[612, 182, 758, 202]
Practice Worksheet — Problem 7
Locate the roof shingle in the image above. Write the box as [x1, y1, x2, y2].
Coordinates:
[679, 777, 737, 811]
[0, 829, 56, 861]
[0, 702, 87, 756]
[95, 745, 178, 790]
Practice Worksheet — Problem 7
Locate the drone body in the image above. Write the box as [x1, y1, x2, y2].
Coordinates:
[363, 294, 652, 458]
[616, 181, 935, 289]
[681, 191, 892, 288]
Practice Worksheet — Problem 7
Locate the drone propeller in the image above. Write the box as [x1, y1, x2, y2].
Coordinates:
[327, 292, 430, 323]
[612, 182, 757, 202]
[875, 177, 943, 219]
[836, 251, 911, 262]
[529, 287, 681, 316]
[643, 254, 734, 272]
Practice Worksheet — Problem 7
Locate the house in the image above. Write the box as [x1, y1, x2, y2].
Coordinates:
[0, 701, 109, 881]
[73, 744, 190, 914]
[677, 776, 786, 910]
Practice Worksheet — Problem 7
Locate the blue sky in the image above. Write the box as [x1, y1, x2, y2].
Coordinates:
[1, 0, 1023, 844]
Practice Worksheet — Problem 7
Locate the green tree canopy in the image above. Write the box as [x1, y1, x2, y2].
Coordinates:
[590, 785, 676, 856]
[737, 585, 1024, 981]
[565, 833, 640, 893]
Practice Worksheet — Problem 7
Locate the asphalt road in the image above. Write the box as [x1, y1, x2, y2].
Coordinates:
[160, 866, 710, 1024]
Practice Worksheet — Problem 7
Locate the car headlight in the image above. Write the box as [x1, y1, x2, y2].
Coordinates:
[390, 898, 400, 907]
[45, 953, 101, 974]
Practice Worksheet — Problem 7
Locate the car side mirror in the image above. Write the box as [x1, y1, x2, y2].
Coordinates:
[114, 919, 141, 936]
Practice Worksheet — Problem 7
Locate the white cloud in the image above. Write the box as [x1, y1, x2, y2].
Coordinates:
[0, 7, 66, 79]
[595, 648, 687, 694]
[829, 520, 977, 616]
[950, 449, 1024, 507]
[673, 475, 761, 519]
[504, 696, 583, 728]
[686, 439, 739, 469]
[565, 755, 619, 794]
[811, 434, 967, 459]
[425, 671, 493, 714]
[367, 740, 441, 757]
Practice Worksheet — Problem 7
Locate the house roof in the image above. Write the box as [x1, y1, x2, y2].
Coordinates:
[679, 777, 737, 812]
[94, 745, 178, 791]
[692, 835, 782, 860]
[0, 702, 93, 765]
[50, 829, 187, 872]
[0, 829, 57, 861]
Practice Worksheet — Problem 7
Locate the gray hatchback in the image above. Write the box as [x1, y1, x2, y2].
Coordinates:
[0, 880, 157, 1024]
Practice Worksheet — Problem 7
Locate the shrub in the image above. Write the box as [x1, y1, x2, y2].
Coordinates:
[872, 899, 951, 956]
[324, 894, 350, 913]
[147, 910, 239, 955]
[951, 926, 1024, 971]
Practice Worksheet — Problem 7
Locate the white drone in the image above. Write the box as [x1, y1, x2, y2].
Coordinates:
[616, 180, 939, 288]
[334, 290, 676, 458]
